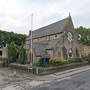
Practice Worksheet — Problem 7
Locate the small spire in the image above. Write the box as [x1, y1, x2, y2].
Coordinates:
[68, 12, 71, 19]
[69, 12, 71, 17]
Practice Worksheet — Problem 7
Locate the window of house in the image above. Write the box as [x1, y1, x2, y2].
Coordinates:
[55, 34, 57, 37]
[84, 48, 87, 51]
[54, 34, 57, 39]
[0, 48, 2, 56]
[47, 36, 50, 41]
[0, 51, 2, 56]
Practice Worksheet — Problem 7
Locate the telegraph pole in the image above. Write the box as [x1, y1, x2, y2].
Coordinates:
[30, 14, 33, 66]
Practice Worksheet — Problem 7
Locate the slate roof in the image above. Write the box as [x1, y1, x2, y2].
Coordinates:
[26, 17, 68, 40]
[33, 42, 48, 57]
[26, 16, 69, 58]
[33, 39, 63, 57]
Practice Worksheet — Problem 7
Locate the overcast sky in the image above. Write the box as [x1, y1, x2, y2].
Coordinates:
[0, 0, 90, 34]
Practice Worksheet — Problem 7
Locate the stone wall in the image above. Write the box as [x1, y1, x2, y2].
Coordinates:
[31, 33, 62, 43]
[2, 47, 8, 58]
[9, 61, 88, 75]
[37, 61, 88, 75]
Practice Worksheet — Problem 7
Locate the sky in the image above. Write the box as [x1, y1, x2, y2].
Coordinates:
[0, 0, 90, 35]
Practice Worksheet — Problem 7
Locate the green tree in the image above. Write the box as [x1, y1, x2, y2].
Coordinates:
[8, 41, 17, 63]
[0, 30, 27, 47]
[18, 43, 27, 64]
[76, 26, 90, 46]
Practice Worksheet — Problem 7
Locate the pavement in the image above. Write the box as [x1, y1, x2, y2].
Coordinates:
[0, 65, 90, 90]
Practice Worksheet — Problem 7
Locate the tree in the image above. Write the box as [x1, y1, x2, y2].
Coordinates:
[18, 43, 27, 64]
[0, 30, 27, 47]
[8, 41, 17, 63]
[76, 26, 90, 46]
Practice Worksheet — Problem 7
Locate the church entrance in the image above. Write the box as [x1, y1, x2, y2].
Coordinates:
[68, 48, 72, 57]
[43, 58, 49, 65]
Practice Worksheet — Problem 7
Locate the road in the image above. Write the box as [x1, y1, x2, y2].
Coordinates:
[0, 66, 90, 90]
[30, 70, 90, 90]
[0, 67, 34, 90]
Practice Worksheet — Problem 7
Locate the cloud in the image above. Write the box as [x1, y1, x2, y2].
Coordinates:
[0, 0, 90, 34]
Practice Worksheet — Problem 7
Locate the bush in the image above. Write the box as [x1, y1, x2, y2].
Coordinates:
[87, 55, 90, 60]
[0, 57, 3, 61]
[82, 56, 88, 61]
[68, 57, 84, 63]
[34, 57, 85, 67]
[86, 55, 90, 64]
[51, 57, 65, 62]
[0, 57, 9, 66]
[8, 41, 17, 63]
[0, 57, 8, 61]
[18, 43, 27, 64]
[49, 57, 68, 66]
[36, 58, 43, 66]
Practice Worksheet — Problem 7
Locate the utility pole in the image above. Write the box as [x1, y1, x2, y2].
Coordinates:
[30, 14, 33, 66]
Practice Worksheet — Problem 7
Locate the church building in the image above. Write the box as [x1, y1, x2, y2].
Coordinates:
[26, 14, 81, 64]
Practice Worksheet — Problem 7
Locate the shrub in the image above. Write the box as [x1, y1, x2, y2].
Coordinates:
[87, 55, 90, 60]
[36, 58, 44, 66]
[87, 55, 90, 64]
[49, 57, 68, 66]
[68, 57, 84, 63]
[82, 56, 88, 61]
[0, 57, 8, 61]
[0, 57, 3, 61]
[18, 43, 27, 64]
[8, 41, 17, 63]
[51, 57, 65, 62]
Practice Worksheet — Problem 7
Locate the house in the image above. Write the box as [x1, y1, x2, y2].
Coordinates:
[2, 47, 8, 58]
[80, 44, 90, 57]
[26, 14, 81, 64]
[0, 47, 8, 59]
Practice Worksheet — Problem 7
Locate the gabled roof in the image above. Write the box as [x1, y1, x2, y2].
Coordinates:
[33, 39, 63, 57]
[26, 17, 69, 40]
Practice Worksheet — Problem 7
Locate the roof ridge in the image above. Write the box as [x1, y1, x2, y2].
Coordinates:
[33, 17, 68, 32]
[26, 16, 70, 40]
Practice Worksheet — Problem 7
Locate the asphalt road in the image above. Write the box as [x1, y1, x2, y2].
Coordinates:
[30, 70, 90, 90]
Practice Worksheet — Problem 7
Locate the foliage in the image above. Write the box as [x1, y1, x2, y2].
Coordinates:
[36, 58, 44, 66]
[68, 57, 84, 63]
[49, 57, 68, 66]
[18, 43, 27, 64]
[0, 30, 27, 47]
[86, 55, 90, 64]
[51, 57, 66, 62]
[8, 41, 17, 63]
[0, 57, 7, 61]
[76, 26, 90, 46]
[35, 57, 85, 67]
[0, 57, 9, 67]
[87, 54, 90, 61]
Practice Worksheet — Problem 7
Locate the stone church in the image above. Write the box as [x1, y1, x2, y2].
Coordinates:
[26, 14, 81, 64]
